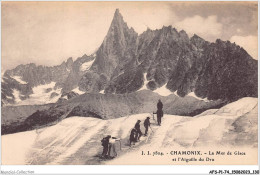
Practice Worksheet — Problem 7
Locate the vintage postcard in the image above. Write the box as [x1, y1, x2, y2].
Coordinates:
[1, 1, 258, 168]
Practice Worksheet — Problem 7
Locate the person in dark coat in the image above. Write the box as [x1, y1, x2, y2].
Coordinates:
[101, 135, 111, 158]
[129, 128, 137, 146]
[154, 109, 163, 126]
[134, 120, 142, 141]
[157, 99, 163, 110]
[144, 117, 151, 136]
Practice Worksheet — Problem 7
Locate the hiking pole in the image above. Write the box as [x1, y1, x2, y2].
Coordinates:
[149, 126, 154, 133]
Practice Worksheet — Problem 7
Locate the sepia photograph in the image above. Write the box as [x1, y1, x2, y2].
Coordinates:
[1, 1, 258, 169]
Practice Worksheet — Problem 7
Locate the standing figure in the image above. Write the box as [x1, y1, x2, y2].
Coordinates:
[154, 109, 164, 126]
[155, 99, 164, 126]
[101, 135, 111, 158]
[157, 99, 163, 110]
[129, 128, 137, 146]
[134, 120, 142, 141]
[108, 137, 120, 158]
[156, 109, 163, 126]
[144, 117, 151, 136]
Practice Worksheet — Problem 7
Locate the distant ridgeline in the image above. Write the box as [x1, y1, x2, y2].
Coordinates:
[2, 9, 257, 106]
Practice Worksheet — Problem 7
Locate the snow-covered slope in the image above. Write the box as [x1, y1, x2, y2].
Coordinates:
[138, 73, 149, 91]
[153, 84, 173, 96]
[2, 97, 257, 165]
[12, 82, 62, 106]
[188, 92, 209, 102]
[80, 59, 95, 71]
[72, 87, 85, 95]
[11, 76, 28, 84]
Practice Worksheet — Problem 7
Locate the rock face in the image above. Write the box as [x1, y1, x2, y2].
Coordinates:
[88, 9, 257, 101]
[100, 10, 257, 101]
[1, 9, 258, 106]
[86, 9, 138, 93]
[2, 55, 95, 105]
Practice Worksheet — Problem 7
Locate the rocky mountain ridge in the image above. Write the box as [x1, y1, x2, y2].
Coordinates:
[1, 9, 257, 106]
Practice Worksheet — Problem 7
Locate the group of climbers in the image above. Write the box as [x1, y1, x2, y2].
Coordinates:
[100, 99, 164, 159]
[129, 117, 151, 146]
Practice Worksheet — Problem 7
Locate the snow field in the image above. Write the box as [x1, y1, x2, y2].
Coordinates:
[11, 82, 62, 106]
[1, 97, 258, 165]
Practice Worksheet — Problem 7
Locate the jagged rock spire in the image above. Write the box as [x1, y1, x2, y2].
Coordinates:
[91, 9, 138, 79]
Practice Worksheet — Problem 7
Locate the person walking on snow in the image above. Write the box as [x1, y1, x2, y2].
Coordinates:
[108, 136, 121, 158]
[129, 128, 137, 146]
[157, 99, 163, 110]
[156, 109, 163, 126]
[101, 135, 111, 158]
[101, 135, 120, 159]
[144, 117, 151, 136]
[134, 120, 142, 141]
[154, 99, 164, 126]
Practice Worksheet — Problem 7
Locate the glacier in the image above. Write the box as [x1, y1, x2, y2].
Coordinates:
[1, 97, 257, 165]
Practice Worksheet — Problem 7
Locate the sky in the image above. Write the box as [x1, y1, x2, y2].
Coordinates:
[2, 1, 258, 71]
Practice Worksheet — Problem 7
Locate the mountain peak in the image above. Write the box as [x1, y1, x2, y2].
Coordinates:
[111, 8, 124, 25]
[179, 30, 189, 41]
[115, 8, 120, 15]
[89, 8, 138, 83]
[191, 34, 206, 46]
